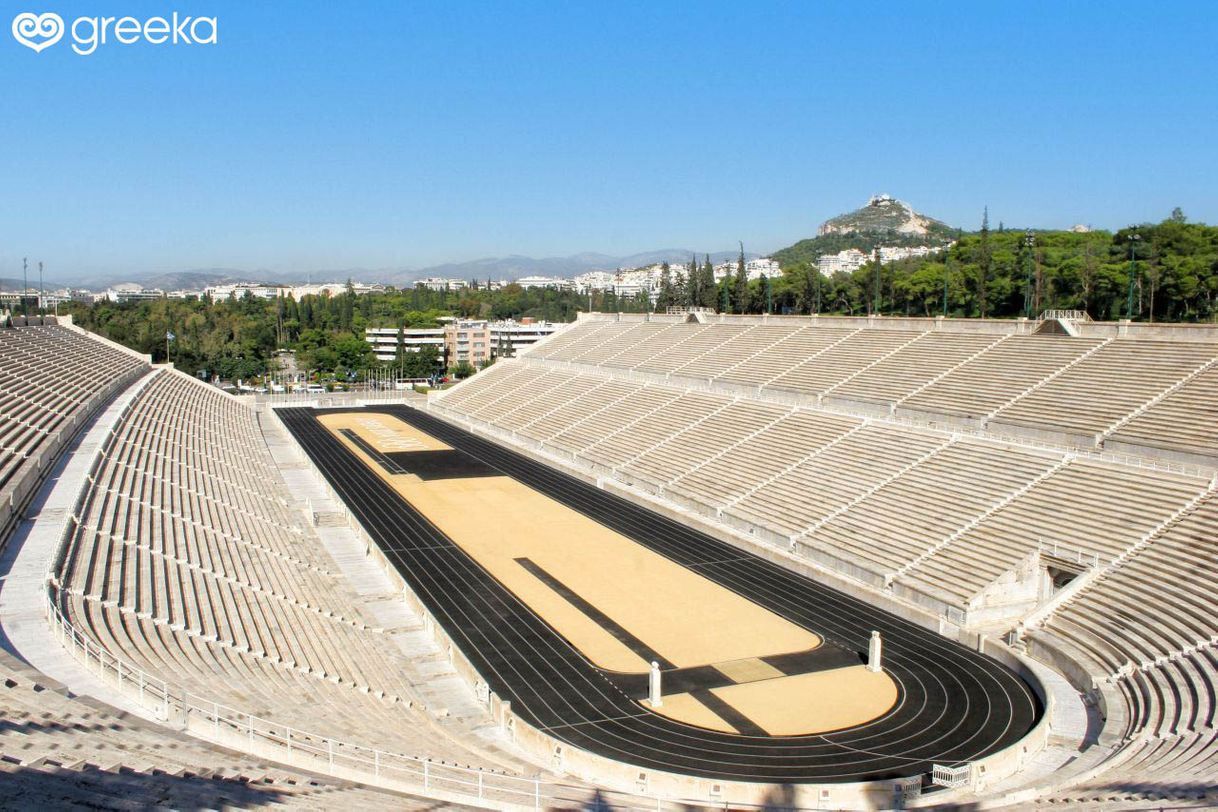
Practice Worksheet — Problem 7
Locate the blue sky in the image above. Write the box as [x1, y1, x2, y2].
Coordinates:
[1, 1, 1216, 280]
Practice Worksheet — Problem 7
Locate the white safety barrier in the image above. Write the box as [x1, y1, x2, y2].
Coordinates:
[44, 592, 815, 811]
[931, 763, 972, 788]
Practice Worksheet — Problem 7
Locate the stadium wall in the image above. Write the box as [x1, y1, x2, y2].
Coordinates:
[550, 309, 1218, 345]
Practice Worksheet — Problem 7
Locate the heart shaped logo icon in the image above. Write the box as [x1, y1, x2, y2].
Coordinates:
[12, 11, 64, 52]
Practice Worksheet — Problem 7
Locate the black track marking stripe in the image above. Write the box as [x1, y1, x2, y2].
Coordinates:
[688, 689, 769, 738]
[514, 557, 677, 671]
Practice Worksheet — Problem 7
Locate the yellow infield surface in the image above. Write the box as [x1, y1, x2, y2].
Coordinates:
[320, 411, 899, 735]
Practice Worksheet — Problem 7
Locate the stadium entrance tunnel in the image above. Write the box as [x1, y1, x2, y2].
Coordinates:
[277, 404, 1044, 785]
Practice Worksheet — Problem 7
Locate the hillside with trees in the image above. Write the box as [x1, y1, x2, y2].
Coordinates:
[767, 209, 1218, 321]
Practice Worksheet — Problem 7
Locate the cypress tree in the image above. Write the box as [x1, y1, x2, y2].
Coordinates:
[734, 242, 749, 313]
[658, 261, 673, 309]
[687, 255, 700, 307]
[702, 254, 717, 309]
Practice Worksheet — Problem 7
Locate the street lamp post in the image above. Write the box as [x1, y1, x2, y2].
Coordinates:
[1023, 231, 1035, 318]
[22, 257, 28, 317]
[943, 256, 950, 317]
[872, 247, 882, 315]
[1125, 231, 1142, 319]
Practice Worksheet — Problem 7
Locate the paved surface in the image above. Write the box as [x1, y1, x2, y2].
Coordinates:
[278, 404, 1042, 784]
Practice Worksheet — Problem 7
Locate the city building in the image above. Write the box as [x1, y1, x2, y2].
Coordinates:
[816, 245, 951, 276]
[817, 249, 872, 275]
[414, 277, 469, 291]
[0, 292, 39, 311]
[364, 324, 447, 363]
[515, 276, 572, 290]
[489, 318, 561, 357]
[287, 282, 387, 299]
[572, 271, 615, 293]
[444, 319, 492, 368]
[366, 317, 562, 367]
[104, 288, 167, 303]
[203, 283, 289, 300]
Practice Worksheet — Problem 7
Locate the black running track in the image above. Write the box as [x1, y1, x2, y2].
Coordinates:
[278, 405, 1041, 784]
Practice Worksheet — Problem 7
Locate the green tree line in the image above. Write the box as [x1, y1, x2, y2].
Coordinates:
[766, 210, 1218, 321]
[60, 280, 650, 380]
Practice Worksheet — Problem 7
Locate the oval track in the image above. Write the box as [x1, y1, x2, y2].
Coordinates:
[278, 405, 1041, 783]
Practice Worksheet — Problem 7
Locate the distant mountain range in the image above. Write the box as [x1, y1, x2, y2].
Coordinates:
[4, 197, 963, 290]
[23, 250, 758, 291]
[394, 249, 753, 286]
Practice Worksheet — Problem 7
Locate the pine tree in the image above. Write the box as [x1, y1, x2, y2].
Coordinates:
[801, 265, 818, 314]
[733, 242, 749, 314]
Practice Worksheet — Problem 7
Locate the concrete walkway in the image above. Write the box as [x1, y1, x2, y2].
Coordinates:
[259, 406, 524, 759]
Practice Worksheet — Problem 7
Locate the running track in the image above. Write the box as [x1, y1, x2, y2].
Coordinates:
[278, 405, 1041, 784]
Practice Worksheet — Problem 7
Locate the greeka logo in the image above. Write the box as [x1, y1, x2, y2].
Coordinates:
[11, 10, 217, 55]
[11, 11, 63, 52]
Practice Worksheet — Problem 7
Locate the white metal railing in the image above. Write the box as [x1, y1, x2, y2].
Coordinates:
[44, 588, 805, 810]
[1036, 540, 1101, 569]
[1040, 309, 1092, 323]
[43, 593, 580, 809]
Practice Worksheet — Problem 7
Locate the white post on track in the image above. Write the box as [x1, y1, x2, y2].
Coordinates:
[867, 631, 883, 673]
[648, 661, 663, 707]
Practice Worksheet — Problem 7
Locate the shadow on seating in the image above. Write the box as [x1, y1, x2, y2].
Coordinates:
[0, 762, 298, 809]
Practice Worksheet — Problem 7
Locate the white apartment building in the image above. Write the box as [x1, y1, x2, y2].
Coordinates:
[364, 325, 446, 362]
[489, 318, 561, 356]
[365, 318, 561, 365]
[817, 249, 872, 275]
[105, 288, 168, 303]
[414, 277, 469, 291]
[287, 282, 386, 299]
[817, 245, 951, 276]
[515, 276, 572, 290]
[204, 283, 288, 300]
[572, 271, 615, 293]
[746, 258, 782, 279]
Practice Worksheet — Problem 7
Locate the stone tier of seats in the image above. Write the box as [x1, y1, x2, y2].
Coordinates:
[0, 324, 147, 535]
[1036, 496, 1218, 672]
[52, 369, 521, 771]
[441, 319, 1218, 803]
[520, 317, 1218, 464]
[433, 361, 1212, 614]
[0, 649, 419, 810]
